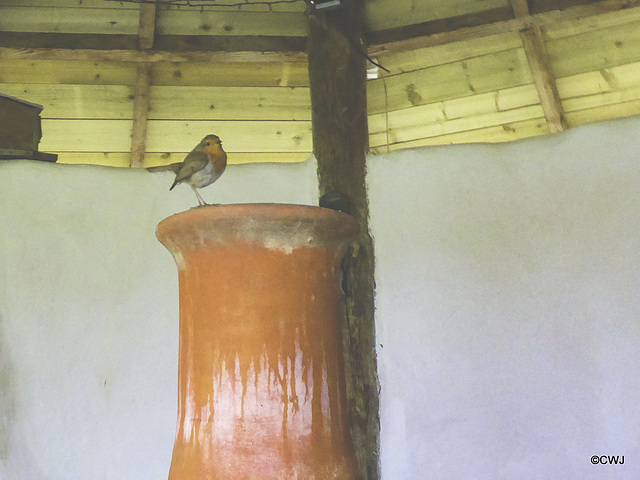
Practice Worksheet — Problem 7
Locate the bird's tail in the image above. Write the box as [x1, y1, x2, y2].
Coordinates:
[147, 163, 182, 173]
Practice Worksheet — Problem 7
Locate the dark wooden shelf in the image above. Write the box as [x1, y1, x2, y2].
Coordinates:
[0, 149, 58, 162]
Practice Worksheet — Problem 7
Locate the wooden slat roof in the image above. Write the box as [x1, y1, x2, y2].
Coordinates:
[0, 0, 639, 165]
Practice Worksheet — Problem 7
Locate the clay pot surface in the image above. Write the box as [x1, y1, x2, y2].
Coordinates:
[157, 204, 360, 480]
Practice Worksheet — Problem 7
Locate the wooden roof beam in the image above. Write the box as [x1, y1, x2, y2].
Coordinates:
[138, 3, 156, 51]
[510, 0, 568, 133]
[519, 26, 568, 132]
[131, 3, 156, 168]
[130, 3, 155, 168]
[510, 0, 531, 18]
[130, 62, 152, 168]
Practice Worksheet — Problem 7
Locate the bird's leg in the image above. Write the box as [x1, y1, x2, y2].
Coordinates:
[192, 186, 208, 206]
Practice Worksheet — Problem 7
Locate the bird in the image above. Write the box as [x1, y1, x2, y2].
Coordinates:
[148, 134, 227, 206]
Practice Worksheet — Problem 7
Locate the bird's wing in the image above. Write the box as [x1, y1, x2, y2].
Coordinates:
[169, 150, 210, 190]
[147, 162, 182, 173]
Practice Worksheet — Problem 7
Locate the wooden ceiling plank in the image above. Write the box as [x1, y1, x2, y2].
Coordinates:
[0, 4, 306, 36]
[0, 0, 137, 9]
[368, 84, 542, 135]
[546, 19, 640, 77]
[364, 0, 508, 33]
[369, 0, 640, 57]
[0, 84, 133, 119]
[375, 31, 522, 75]
[151, 62, 309, 87]
[158, 0, 306, 12]
[0, 46, 307, 64]
[39, 119, 313, 152]
[565, 97, 640, 125]
[369, 103, 545, 145]
[370, 117, 549, 149]
[563, 84, 640, 112]
[0, 58, 308, 87]
[146, 123, 312, 153]
[40, 119, 134, 152]
[130, 3, 156, 168]
[153, 34, 306, 54]
[0, 83, 311, 121]
[53, 151, 310, 167]
[369, 17, 524, 57]
[149, 86, 311, 121]
[544, 4, 640, 39]
[0, 31, 306, 54]
[367, 48, 532, 115]
[557, 60, 640, 99]
[0, 5, 139, 35]
[156, 9, 306, 37]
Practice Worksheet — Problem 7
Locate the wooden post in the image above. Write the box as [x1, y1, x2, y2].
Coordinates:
[308, 2, 379, 480]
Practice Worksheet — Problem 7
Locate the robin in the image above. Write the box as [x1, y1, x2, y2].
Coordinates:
[148, 134, 227, 206]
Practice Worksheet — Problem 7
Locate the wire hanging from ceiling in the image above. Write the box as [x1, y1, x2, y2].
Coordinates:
[104, 0, 305, 9]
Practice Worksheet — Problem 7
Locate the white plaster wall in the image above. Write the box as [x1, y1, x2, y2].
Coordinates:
[368, 116, 640, 480]
[3, 115, 640, 480]
[0, 158, 319, 480]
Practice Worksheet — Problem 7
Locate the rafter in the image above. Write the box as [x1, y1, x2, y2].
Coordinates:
[510, 0, 568, 133]
[520, 26, 568, 132]
[130, 63, 152, 168]
[138, 3, 157, 51]
[510, 0, 531, 18]
[130, 3, 156, 168]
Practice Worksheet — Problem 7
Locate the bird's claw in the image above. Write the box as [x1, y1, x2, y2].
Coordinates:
[190, 203, 222, 209]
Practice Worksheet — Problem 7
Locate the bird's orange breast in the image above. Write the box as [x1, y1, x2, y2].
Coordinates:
[203, 144, 227, 175]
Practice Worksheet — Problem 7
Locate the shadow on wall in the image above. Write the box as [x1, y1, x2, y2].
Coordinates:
[0, 310, 50, 480]
[0, 308, 10, 463]
[0, 309, 15, 475]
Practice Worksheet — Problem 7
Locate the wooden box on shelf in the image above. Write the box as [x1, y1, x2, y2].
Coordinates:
[0, 93, 57, 162]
